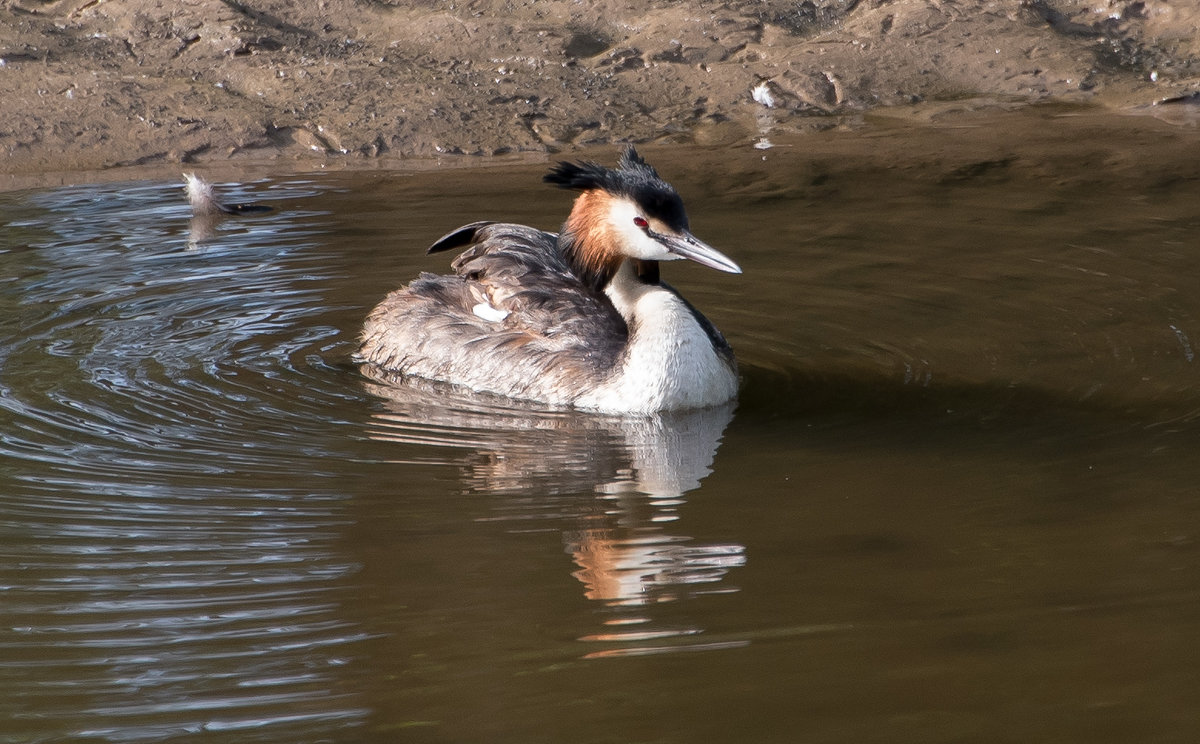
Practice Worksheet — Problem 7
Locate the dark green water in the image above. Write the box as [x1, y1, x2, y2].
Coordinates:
[2, 127, 1200, 742]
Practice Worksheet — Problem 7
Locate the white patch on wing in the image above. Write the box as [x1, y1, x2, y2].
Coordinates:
[472, 302, 510, 322]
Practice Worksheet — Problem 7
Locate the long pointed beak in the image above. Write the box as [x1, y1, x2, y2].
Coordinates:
[658, 231, 742, 274]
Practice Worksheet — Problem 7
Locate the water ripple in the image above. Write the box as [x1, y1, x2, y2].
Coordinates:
[0, 178, 368, 743]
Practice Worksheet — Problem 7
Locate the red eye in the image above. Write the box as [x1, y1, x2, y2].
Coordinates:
[633, 216, 649, 229]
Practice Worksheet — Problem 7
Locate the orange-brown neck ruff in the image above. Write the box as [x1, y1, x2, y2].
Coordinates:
[558, 190, 625, 292]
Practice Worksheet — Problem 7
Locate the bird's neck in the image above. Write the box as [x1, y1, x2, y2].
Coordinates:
[558, 191, 625, 292]
[578, 261, 736, 412]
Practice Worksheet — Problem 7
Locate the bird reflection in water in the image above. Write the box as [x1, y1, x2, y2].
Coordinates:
[362, 374, 746, 657]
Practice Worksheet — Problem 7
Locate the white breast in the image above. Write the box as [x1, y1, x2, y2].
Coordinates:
[574, 266, 738, 414]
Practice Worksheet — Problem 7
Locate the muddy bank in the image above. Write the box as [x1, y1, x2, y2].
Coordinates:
[1, 0, 1198, 179]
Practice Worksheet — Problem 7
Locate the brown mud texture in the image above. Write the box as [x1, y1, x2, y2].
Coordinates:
[1, 0, 1198, 175]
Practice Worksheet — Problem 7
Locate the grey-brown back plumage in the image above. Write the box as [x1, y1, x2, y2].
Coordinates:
[358, 221, 629, 405]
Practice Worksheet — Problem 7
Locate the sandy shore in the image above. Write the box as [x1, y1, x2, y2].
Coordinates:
[1, 0, 1197, 184]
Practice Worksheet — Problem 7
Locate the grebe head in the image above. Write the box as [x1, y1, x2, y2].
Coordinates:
[545, 146, 741, 283]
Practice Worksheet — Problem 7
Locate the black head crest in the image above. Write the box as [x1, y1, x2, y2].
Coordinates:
[543, 157, 610, 192]
[617, 145, 660, 179]
[543, 145, 688, 230]
[545, 145, 662, 192]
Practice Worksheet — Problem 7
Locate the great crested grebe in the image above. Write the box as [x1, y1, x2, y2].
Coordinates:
[358, 146, 741, 414]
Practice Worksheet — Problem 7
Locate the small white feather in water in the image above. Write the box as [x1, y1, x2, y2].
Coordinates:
[182, 173, 272, 216]
[183, 173, 226, 216]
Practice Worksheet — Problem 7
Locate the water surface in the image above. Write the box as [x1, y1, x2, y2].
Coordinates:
[3, 118, 1200, 742]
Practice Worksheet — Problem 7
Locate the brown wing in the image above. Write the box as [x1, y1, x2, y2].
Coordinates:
[358, 222, 628, 404]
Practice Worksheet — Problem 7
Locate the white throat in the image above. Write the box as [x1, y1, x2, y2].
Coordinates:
[574, 261, 738, 413]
